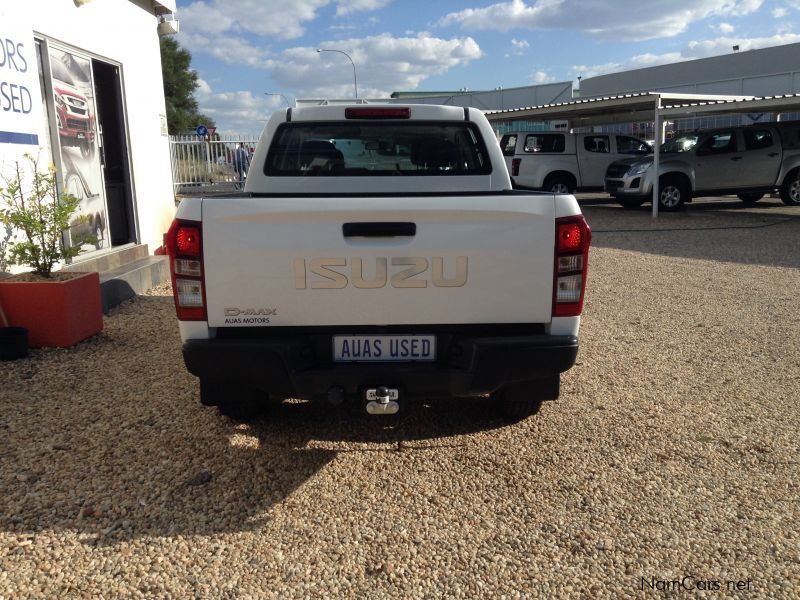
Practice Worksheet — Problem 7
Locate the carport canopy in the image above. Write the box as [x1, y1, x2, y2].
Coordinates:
[485, 92, 800, 216]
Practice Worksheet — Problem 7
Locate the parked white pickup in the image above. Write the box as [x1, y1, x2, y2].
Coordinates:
[499, 131, 652, 193]
[166, 104, 591, 420]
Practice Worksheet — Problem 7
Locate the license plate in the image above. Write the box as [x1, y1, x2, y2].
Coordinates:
[333, 335, 436, 362]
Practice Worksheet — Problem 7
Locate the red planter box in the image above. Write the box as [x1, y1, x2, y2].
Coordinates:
[0, 271, 103, 348]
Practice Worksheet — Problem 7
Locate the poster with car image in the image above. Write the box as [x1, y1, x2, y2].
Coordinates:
[49, 47, 107, 251]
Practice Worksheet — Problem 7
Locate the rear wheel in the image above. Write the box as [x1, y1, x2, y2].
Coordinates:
[780, 169, 800, 206]
[543, 174, 575, 194]
[737, 192, 764, 204]
[200, 380, 268, 420]
[618, 197, 646, 209]
[658, 176, 688, 211]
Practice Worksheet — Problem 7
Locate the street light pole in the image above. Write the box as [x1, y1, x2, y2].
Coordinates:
[264, 92, 291, 107]
[316, 48, 358, 99]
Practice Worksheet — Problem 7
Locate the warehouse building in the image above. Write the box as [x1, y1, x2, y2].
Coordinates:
[579, 42, 800, 98]
[392, 42, 800, 134]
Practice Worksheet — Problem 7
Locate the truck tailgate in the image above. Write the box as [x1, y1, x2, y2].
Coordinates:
[202, 194, 555, 327]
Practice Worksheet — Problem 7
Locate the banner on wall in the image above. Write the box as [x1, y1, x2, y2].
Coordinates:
[48, 47, 108, 251]
[0, 16, 45, 149]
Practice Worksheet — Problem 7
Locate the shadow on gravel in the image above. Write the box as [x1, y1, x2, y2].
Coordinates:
[246, 394, 509, 447]
[1, 341, 510, 547]
[581, 201, 800, 268]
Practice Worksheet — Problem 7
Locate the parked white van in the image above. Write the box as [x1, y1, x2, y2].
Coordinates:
[499, 131, 652, 193]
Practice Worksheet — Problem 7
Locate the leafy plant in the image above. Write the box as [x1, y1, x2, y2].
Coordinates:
[0, 154, 93, 278]
[0, 220, 11, 273]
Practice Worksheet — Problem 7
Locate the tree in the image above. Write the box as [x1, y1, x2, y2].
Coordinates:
[160, 37, 215, 135]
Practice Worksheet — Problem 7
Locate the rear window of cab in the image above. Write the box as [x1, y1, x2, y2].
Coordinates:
[265, 122, 492, 176]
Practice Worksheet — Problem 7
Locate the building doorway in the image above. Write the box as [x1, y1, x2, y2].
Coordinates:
[92, 59, 135, 247]
[37, 40, 136, 255]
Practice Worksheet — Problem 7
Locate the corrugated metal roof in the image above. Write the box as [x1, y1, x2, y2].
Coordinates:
[662, 92, 800, 109]
[484, 92, 800, 126]
[485, 92, 755, 117]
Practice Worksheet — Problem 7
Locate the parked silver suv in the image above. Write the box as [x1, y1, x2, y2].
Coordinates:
[604, 122, 800, 210]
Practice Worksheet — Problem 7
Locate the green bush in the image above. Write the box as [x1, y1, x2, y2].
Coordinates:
[0, 154, 94, 278]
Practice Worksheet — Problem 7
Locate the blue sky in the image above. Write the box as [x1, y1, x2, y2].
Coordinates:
[174, 0, 800, 134]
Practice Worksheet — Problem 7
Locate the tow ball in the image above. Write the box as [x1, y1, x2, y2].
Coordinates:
[365, 386, 400, 415]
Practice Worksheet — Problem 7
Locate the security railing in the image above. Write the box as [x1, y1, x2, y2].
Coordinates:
[169, 134, 259, 195]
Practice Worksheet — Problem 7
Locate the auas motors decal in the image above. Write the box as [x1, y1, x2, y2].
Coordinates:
[223, 307, 277, 325]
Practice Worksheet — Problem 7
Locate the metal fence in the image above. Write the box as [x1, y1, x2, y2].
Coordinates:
[169, 134, 259, 195]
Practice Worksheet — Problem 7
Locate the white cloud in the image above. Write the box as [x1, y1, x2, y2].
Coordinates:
[717, 22, 735, 33]
[196, 78, 212, 95]
[177, 32, 269, 67]
[193, 33, 483, 133]
[198, 32, 482, 103]
[530, 70, 555, 84]
[506, 38, 529, 57]
[729, 0, 763, 13]
[267, 33, 483, 99]
[335, 0, 393, 16]
[195, 81, 282, 136]
[176, 0, 330, 71]
[179, 0, 392, 42]
[329, 23, 359, 32]
[772, 7, 788, 17]
[180, 0, 329, 40]
[572, 33, 800, 78]
[439, 0, 765, 41]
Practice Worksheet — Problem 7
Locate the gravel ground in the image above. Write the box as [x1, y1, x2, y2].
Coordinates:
[1, 198, 799, 598]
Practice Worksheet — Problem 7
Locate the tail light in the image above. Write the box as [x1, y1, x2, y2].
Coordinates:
[166, 219, 207, 321]
[553, 215, 591, 317]
[511, 158, 521, 176]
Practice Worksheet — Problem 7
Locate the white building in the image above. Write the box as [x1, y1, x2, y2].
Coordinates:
[1, 0, 176, 277]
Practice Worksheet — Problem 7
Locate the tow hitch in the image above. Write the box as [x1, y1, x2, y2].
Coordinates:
[365, 386, 400, 415]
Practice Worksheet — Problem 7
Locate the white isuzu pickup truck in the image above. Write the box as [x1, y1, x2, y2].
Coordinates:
[166, 104, 591, 419]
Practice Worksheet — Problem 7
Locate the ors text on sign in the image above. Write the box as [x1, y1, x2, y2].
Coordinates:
[0, 25, 41, 146]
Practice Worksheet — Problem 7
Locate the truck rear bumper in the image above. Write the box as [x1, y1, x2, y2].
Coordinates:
[182, 332, 578, 400]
